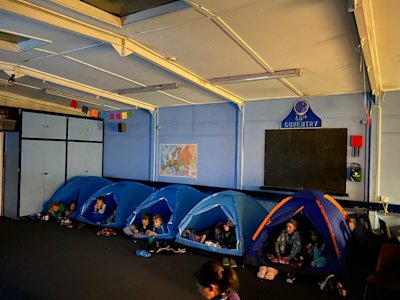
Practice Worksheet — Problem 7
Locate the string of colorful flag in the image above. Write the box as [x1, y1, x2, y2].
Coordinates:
[70, 100, 134, 120]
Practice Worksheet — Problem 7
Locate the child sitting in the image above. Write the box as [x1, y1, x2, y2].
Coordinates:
[274, 219, 302, 283]
[220, 220, 238, 268]
[306, 230, 327, 268]
[204, 222, 224, 247]
[94, 197, 106, 214]
[147, 214, 168, 253]
[221, 220, 237, 249]
[123, 212, 153, 238]
[274, 219, 302, 263]
[147, 214, 167, 236]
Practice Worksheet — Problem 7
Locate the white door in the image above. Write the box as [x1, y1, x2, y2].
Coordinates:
[20, 140, 66, 216]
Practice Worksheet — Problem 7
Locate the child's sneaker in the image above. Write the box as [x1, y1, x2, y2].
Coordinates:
[286, 273, 296, 284]
[140, 250, 152, 258]
[229, 258, 237, 268]
[222, 257, 230, 267]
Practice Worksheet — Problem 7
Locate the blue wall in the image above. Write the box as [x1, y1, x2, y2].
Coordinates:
[103, 93, 368, 201]
[156, 103, 238, 188]
[103, 109, 152, 180]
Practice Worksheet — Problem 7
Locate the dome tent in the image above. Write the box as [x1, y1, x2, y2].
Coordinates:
[176, 190, 268, 256]
[77, 181, 154, 228]
[245, 189, 354, 274]
[43, 176, 113, 219]
[125, 184, 205, 239]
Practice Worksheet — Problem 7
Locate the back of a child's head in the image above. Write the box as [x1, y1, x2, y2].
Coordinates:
[196, 260, 239, 293]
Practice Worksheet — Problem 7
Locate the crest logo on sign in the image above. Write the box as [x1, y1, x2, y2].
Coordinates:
[281, 99, 321, 128]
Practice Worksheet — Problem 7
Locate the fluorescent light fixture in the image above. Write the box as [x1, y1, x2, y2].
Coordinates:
[209, 68, 302, 85]
[116, 83, 179, 95]
[44, 88, 120, 109]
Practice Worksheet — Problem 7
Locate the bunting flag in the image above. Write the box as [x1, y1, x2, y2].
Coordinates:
[82, 105, 89, 114]
[122, 112, 127, 119]
[109, 113, 114, 120]
[116, 112, 121, 120]
[127, 111, 133, 118]
[70, 100, 78, 108]
[91, 109, 99, 118]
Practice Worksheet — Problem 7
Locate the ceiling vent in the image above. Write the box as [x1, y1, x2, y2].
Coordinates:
[80, 0, 190, 25]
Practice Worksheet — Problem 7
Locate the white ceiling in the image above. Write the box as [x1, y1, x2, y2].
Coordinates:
[0, 0, 398, 114]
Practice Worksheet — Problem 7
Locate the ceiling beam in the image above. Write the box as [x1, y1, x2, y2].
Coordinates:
[0, 61, 157, 111]
[0, 90, 86, 115]
[354, 0, 381, 95]
[2, 0, 245, 108]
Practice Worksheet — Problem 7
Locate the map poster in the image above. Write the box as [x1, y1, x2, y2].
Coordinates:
[160, 144, 198, 178]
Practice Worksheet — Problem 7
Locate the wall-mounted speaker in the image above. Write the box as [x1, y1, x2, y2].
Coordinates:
[118, 122, 126, 132]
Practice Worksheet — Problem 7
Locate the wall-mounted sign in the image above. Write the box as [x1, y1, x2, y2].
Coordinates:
[281, 99, 321, 128]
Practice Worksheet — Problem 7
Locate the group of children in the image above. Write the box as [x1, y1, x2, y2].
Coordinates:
[257, 218, 327, 283]
[45, 198, 327, 291]
[44, 196, 115, 233]
[45, 201, 241, 299]
[123, 212, 187, 257]
[181, 219, 238, 268]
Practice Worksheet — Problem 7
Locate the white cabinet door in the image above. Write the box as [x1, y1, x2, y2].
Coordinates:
[67, 142, 103, 180]
[20, 140, 66, 216]
[22, 112, 67, 139]
[68, 117, 103, 141]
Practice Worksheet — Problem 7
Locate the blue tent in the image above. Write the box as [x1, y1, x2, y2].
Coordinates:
[176, 190, 268, 256]
[44, 176, 113, 218]
[246, 189, 354, 274]
[125, 184, 205, 239]
[77, 181, 154, 228]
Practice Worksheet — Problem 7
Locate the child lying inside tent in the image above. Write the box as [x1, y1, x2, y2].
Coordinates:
[45, 201, 67, 221]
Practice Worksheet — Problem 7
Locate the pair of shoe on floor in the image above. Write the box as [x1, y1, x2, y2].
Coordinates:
[257, 266, 278, 280]
[136, 249, 151, 258]
[222, 257, 237, 268]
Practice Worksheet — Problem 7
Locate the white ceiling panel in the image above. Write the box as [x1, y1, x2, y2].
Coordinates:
[0, 0, 397, 113]
[132, 15, 265, 79]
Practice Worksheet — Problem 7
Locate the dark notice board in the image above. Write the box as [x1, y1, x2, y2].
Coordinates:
[263, 128, 347, 195]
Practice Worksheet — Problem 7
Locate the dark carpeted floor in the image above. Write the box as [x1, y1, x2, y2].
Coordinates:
[0, 217, 366, 300]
